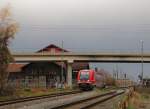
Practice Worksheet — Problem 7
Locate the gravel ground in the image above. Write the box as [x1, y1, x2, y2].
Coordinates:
[88, 94, 123, 109]
[64, 94, 116, 109]
[0, 91, 98, 109]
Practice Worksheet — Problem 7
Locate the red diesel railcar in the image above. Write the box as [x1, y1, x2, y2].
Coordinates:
[77, 69, 96, 90]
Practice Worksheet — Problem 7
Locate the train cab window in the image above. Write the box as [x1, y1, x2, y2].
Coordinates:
[80, 71, 89, 80]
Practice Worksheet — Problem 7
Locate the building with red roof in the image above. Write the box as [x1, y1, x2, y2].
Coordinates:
[8, 44, 89, 88]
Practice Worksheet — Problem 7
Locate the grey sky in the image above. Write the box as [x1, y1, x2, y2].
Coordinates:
[1, 0, 150, 80]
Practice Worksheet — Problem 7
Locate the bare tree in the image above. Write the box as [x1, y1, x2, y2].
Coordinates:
[0, 6, 18, 95]
[98, 69, 115, 86]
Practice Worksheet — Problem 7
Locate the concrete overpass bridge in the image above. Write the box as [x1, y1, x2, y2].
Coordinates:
[12, 52, 150, 87]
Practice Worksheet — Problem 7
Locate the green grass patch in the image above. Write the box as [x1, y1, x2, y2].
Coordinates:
[127, 104, 135, 109]
[0, 96, 14, 101]
[142, 93, 150, 100]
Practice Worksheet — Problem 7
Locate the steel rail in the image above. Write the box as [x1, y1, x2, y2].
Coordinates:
[50, 90, 118, 109]
[80, 91, 124, 109]
[0, 90, 82, 106]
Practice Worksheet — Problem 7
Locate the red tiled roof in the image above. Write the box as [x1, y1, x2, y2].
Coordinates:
[37, 44, 68, 53]
[7, 63, 27, 73]
[37, 44, 89, 71]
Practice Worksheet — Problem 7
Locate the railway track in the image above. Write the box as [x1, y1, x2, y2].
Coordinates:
[50, 90, 125, 109]
[0, 90, 82, 107]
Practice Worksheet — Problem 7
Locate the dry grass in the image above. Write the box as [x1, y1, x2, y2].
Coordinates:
[0, 88, 74, 101]
[129, 92, 142, 109]
[128, 91, 149, 109]
[117, 90, 147, 109]
[16, 88, 74, 97]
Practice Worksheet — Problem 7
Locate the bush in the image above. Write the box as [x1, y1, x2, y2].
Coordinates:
[0, 85, 16, 96]
[24, 88, 31, 92]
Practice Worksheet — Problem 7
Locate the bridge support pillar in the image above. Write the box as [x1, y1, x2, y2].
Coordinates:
[67, 60, 73, 88]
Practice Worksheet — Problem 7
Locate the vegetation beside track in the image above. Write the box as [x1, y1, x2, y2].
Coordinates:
[0, 87, 75, 101]
[117, 87, 150, 109]
[0, 85, 115, 101]
[127, 92, 150, 109]
[0, 84, 125, 102]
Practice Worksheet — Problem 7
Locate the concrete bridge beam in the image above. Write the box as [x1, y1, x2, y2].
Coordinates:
[67, 60, 74, 88]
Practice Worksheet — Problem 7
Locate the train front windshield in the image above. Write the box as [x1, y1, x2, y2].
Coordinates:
[80, 71, 89, 80]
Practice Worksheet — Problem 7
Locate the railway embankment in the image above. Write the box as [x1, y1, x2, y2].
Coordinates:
[118, 87, 150, 109]
[0, 88, 73, 101]
[0, 90, 96, 109]
[0, 89, 116, 109]
[0, 89, 81, 109]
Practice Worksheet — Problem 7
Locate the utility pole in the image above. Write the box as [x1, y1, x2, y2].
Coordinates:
[141, 40, 144, 84]
[61, 41, 64, 88]
[124, 73, 127, 87]
[116, 64, 119, 80]
[113, 69, 116, 79]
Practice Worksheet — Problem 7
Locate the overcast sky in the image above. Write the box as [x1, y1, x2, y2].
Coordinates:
[1, 0, 150, 80]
